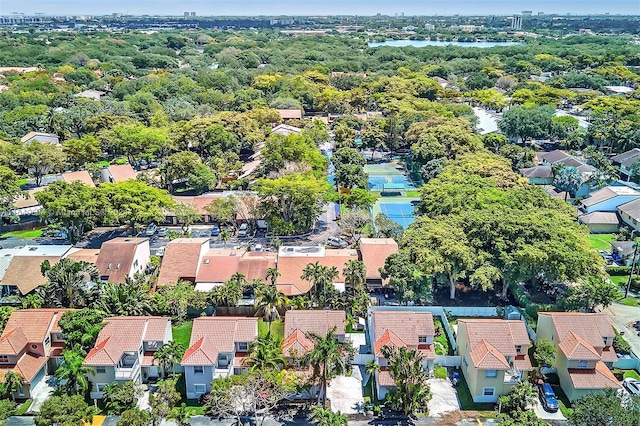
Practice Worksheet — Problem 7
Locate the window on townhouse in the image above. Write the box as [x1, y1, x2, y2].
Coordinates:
[96, 367, 106, 374]
[194, 366, 204, 374]
[483, 387, 495, 396]
[0, 355, 8, 363]
[237, 342, 248, 352]
[485, 370, 497, 378]
[55, 333, 63, 341]
[133, 260, 139, 269]
[418, 335, 428, 344]
[44, 336, 50, 346]
[516, 345, 523, 355]
[96, 383, 107, 392]
[194, 384, 206, 395]
[463, 356, 468, 370]
[578, 360, 588, 368]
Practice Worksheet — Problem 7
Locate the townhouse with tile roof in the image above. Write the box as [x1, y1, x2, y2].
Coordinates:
[156, 238, 210, 286]
[95, 237, 150, 283]
[536, 312, 621, 401]
[281, 310, 346, 361]
[456, 319, 532, 403]
[366, 309, 436, 400]
[84, 316, 172, 399]
[181, 317, 257, 399]
[358, 238, 398, 289]
[0, 309, 72, 399]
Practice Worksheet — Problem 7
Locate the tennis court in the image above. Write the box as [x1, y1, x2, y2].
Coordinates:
[379, 203, 416, 229]
[365, 162, 416, 192]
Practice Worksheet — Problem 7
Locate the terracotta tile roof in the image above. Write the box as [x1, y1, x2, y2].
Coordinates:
[0, 352, 47, 383]
[282, 329, 315, 357]
[66, 249, 100, 264]
[0, 328, 28, 354]
[540, 312, 615, 358]
[373, 329, 406, 357]
[141, 352, 157, 367]
[181, 317, 258, 366]
[371, 310, 436, 358]
[358, 238, 398, 280]
[558, 332, 601, 361]
[2, 256, 61, 294]
[568, 361, 621, 390]
[470, 340, 510, 369]
[459, 319, 530, 357]
[284, 310, 346, 337]
[50, 343, 64, 357]
[514, 354, 533, 371]
[238, 252, 277, 282]
[2, 309, 72, 345]
[276, 249, 358, 295]
[377, 369, 396, 387]
[20, 132, 58, 143]
[277, 109, 303, 120]
[195, 249, 243, 283]
[84, 317, 170, 366]
[233, 354, 249, 367]
[106, 164, 137, 182]
[601, 346, 619, 363]
[96, 238, 148, 283]
[61, 171, 95, 187]
[157, 238, 209, 286]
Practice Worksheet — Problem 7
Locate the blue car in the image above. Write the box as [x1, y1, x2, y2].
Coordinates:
[210, 226, 220, 236]
[539, 383, 559, 413]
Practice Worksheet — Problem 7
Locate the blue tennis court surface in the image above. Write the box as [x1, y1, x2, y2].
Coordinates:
[380, 203, 415, 229]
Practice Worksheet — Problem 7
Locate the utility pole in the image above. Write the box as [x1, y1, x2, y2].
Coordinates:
[626, 230, 639, 298]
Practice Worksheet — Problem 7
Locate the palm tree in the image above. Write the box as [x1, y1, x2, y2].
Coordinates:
[97, 282, 151, 316]
[266, 267, 281, 286]
[289, 296, 312, 310]
[310, 407, 348, 426]
[54, 350, 93, 394]
[303, 327, 354, 408]
[380, 345, 432, 416]
[343, 260, 366, 291]
[154, 341, 185, 378]
[172, 403, 191, 426]
[254, 284, 287, 333]
[247, 335, 285, 371]
[220, 229, 230, 248]
[41, 258, 100, 308]
[21, 292, 44, 309]
[364, 360, 380, 403]
[301, 263, 339, 307]
[4, 371, 24, 402]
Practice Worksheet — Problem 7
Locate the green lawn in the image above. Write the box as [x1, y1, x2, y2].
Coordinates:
[17, 178, 28, 187]
[624, 369, 640, 380]
[15, 399, 32, 415]
[434, 365, 448, 379]
[620, 297, 640, 307]
[405, 190, 421, 197]
[610, 275, 629, 287]
[258, 318, 284, 340]
[1, 229, 43, 239]
[175, 373, 206, 415]
[172, 321, 193, 349]
[433, 317, 454, 356]
[587, 233, 616, 251]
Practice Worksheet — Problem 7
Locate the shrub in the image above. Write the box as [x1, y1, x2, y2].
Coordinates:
[606, 266, 632, 276]
[613, 331, 631, 355]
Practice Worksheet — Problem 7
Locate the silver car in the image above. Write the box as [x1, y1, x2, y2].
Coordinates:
[623, 378, 640, 396]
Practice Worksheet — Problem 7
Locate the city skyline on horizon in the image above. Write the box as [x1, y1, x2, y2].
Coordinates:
[1, 0, 639, 17]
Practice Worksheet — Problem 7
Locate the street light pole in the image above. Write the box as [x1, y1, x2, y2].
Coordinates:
[625, 230, 639, 298]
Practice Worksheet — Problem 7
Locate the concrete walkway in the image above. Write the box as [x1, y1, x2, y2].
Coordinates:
[26, 376, 54, 413]
[427, 378, 460, 417]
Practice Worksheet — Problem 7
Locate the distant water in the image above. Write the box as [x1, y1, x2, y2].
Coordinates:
[368, 40, 523, 48]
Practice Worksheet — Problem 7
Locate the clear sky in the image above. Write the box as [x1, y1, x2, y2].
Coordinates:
[1, 0, 639, 16]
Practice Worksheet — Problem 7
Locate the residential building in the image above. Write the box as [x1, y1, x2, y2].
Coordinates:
[276, 109, 303, 121]
[537, 150, 596, 198]
[519, 166, 554, 185]
[358, 238, 398, 288]
[612, 148, 640, 181]
[536, 312, 620, 401]
[366, 308, 436, 400]
[605, 85, 635, 95]
[84, 316, 172, 399]
[61, 170, 95, 187]
[65, 248, 101, 265]
[194, 249, 276, 292]
[20, 132, 59, 145]
[577, 212, 620, 234]
[457, 319, 532, 403]
[1, 245, 73, 296]
[100, 164, 137, 183]
[74, 89, 105, 101]
[579, 186, 640, 214]
[276, 246, 358, 296]
[618, 198, 640, 231]
[609, 241, 635, 265]
[181, 317, 258, 399]
[271, 124, 302, 136]
[156, 238, 210, 286]
[0, 309, 72, 399]
[282, 310, 346, 360]
[12, 187, 45, 217]
[95, 238, 150, 283]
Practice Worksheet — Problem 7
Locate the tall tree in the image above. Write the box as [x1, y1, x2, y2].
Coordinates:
[58, 309, 106, 355]
[569, 390, 640, 426]
[11, 141, 66, 186]
[0, 166, 22, 220]
[3, 371, 23, 402]
[150, 378, 180, 426]
[97, 282, 151, 316]
[343, 259, 366, 291]
[247, 335, 285, 372]
[498, 106, 555, 143]
[54, 349, 94, 395]
[254, 284, 287, 332]
[310, 407, 349, 426]
[35, 394, 93, 426]
[303, 327, 354, 408]
[172, 203, 201, 234]
[364, 359, 380, 403]
[380, 345, 432, 416]
[552, 165, 583, 201]
[41, 258, 100, 308]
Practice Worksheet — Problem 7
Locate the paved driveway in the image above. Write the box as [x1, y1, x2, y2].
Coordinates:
[27, 376, 54, 413]
[604, 303, 640, 357]
[531, 399, 566, 421]
[428, 378, 460, 417]
[327, 369, 364, 414]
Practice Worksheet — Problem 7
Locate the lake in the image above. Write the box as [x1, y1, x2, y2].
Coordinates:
[368, 40, 523, 48]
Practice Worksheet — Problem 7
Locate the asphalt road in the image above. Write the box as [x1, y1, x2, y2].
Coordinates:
[603, 303, 640, 358]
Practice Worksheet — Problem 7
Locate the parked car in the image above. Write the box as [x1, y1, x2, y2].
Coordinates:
[538, 383, 559, 413]
[157, 228, 168, 237]
[156, 246, 166, 256]
[254, 244, 263, 252]
[623, 378, 640, 396]
[326, 236, 348, 249]
[145, 223, 157, 237]
[210, 226, 220, 236]
[238, 223, 249, 237]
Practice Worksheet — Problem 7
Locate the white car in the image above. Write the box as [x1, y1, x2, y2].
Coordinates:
[254, 244, 263, 252]
[623, 378, 640, 396]
[156, 246, 166, 256]
[145, 223, 157, 236]
[238, 223, 249, 237]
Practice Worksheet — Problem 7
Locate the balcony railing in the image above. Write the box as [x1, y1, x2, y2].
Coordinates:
[115, 362, 140, 380]
[503, 365, 522, 384]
